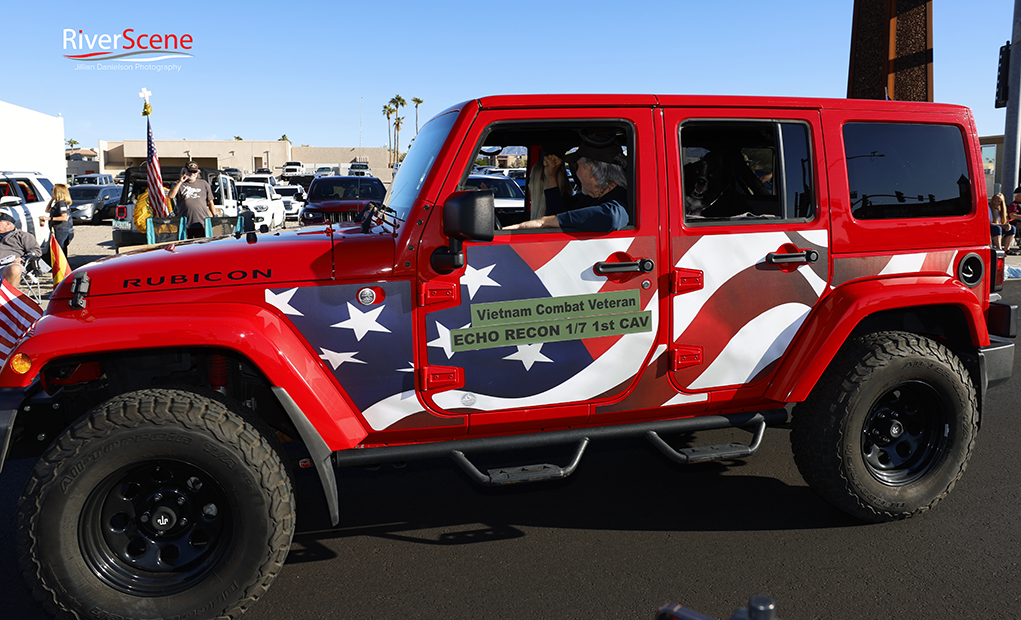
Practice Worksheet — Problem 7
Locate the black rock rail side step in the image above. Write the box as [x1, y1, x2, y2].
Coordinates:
[645, 419, 767, 463]
[450, 439, 589, 486]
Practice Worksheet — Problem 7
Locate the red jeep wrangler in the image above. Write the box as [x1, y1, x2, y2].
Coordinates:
[1, 95, 1015, 620]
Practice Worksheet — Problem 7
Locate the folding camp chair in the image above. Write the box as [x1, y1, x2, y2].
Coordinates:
[18, 254, 45, 304]
[146, 216, 188, 245]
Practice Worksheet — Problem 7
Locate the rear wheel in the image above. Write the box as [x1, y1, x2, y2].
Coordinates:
[790, 331, 977, 522]
[17, 388, 295, 619]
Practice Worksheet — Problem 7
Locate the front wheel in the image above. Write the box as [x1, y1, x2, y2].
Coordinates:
[790, 331, 978, 522]
[17, 388, 296, 620]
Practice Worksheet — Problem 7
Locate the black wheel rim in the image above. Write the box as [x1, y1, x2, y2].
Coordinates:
[79, 459, 234, 596]
[861, 381, 949, 485]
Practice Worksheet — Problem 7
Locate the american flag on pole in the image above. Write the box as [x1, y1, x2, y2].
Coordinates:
[0, 279, 43, 364]
[146, 117, 169, 217]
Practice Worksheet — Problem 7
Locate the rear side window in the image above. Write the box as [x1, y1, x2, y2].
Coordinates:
[680, 121, 814, 224]
[843, 123, 971, 220]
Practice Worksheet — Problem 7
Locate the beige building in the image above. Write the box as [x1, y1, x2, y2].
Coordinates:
[100, 140, 390, 179]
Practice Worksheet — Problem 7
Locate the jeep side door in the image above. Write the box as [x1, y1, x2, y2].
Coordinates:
[417, 104, 664, 433]
[663, 106, 830, 400]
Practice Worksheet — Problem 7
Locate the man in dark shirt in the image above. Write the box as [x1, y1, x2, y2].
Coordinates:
[169, 162, 215, 238]
[505, 144, 628, 232]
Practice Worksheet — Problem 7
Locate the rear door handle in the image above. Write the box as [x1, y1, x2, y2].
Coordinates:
[594, 258, 655, 275]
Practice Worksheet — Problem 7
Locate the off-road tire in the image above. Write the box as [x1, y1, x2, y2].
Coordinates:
[16, 388, 296, 620]
[791, 331, 977, 522]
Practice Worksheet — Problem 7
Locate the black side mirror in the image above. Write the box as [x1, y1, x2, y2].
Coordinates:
[431, 190, 495, 274]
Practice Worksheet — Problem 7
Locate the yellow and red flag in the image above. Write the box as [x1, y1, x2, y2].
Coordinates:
[50, 235, 70, 285]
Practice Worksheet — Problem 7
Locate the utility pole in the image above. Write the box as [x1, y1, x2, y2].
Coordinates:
[1003, 0, 1021, 198]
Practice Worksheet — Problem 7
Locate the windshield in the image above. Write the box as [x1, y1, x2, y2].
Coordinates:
[276, 187, 300, 196]
[385, 110, 459, 221]
[240, 186, 268, 199]
[310, 178, 386, 201]
[465, 176, 524, 199]
[70, 186, 102, 199]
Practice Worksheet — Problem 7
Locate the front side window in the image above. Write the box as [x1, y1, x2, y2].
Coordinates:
[466, 121, 634, 232]
[680, 121, 814, 224]
[843, 123, 971, 220]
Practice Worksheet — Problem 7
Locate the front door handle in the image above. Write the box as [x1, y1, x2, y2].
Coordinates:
[594, 258, 655, 275]
[766, 249, 819, 265]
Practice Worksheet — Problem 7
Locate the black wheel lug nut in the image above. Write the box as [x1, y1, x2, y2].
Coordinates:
[141, 513, 150, 523]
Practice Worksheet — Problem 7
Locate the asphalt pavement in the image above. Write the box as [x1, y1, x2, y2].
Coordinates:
[4, 234, 1021, 619]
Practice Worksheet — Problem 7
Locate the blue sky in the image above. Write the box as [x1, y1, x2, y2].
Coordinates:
[2, 0, 1013, 151]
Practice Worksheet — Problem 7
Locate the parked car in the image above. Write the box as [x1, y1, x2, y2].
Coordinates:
[243, 173, 277, 186]
[464, 174, 525, 215]
[282, 161, 304, 178]
[254, 168, 273, 175]
[348, 162, 372, 177]
[236, 181, 286, 230]
[300, 175, 386, 224]
[508, 167, 527, 188]
[287, 174, 318, 193]
[315, 165, 340, 177]
[0, 170, 53, 247]
[274, 184, 307, 220]
[69, 183, 120, 224]
[222, 167, 244, 181]
[72, 173, 115, 186]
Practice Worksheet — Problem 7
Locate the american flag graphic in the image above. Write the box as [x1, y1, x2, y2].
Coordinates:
[266, 227, 961, 431]
[146, 117, 169, 217]
[0, 279, 42, 364]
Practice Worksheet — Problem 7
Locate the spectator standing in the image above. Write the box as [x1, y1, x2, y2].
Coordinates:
[39, 183, 74, 259]
[992, 192, 1016, 253]
[169, 162, 215, 239]
[0, 212, 41, 286]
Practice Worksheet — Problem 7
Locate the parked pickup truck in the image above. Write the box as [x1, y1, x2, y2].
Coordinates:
[3, 94, 1015, 620]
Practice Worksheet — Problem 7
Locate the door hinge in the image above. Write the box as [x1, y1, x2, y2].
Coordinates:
[672, 268, 703, 294]
[669, 346, 703, 371]
[420, 365, 464, 392]
[419, 281, 459, 307]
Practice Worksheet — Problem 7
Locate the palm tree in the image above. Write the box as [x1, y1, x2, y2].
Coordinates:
[279, 134, 289, 142]
[411, 97, 423, 135]
[233, 136, 243, 141]
[65, 138, 80, 151]
[382, 104, 395, 166]
[394, 116, 405, 160]
[389, 95, 407, 162]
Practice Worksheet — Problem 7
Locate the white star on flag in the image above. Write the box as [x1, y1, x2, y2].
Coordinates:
[319, 348, 365, 369]
[460, 263, 500, 299]
[502, 343, 554, 371]
[331, 302, 391, 341]
[427, 320, 470, 359]
[265, 288, 304, 316]
[397, 362, 415, 373]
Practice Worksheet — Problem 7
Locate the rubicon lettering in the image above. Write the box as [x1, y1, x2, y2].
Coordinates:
[62, 28, 195, 62]
[451, 290, 651, 352]
[123, 269, 272, 289]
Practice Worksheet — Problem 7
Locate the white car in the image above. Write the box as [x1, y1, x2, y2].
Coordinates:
[274, 185, 307, 220]
[0, 171, 54, 248]
[243, 174, 277, 187]
[465, 174, 525, 214]
[348, 162, 372, 177]
[235, 182, 285, 230]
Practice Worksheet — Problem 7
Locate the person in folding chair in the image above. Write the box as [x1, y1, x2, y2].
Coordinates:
[0, 211, 42, 287]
